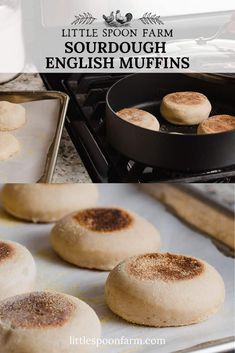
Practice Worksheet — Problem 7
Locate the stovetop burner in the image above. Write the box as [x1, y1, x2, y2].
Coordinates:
[41, 73, 235, 183]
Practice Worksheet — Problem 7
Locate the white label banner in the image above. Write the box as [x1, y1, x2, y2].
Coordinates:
[0, 0, 234, 73]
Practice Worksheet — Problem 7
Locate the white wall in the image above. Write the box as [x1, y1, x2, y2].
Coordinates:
[41, 0, 234, 26]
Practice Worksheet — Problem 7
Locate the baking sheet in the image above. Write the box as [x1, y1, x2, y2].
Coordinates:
[0, 99, 60, 183]
[0, 184, 234, 353]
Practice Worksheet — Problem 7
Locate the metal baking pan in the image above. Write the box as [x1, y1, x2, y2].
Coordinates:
[0, 91, 69, 183]
[175, 336, 234, 353]
[106, 73, 235, 171]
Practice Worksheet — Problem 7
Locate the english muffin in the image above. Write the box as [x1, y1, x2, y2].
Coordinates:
[0, 291, 101, 353]
[160, 92, 212, 125]
[1, 184, 99, 223]
[117, 108, 160, 131]
[0, 101, 26, 131]
[198, 115, 235, 134]
[0, 133, 20, 160]
[0, 240, 36, 300]
[105, 253, 225, 327]
[50, 207, 161, 270]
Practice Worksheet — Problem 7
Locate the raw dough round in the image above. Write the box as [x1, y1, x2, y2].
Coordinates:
[0, 240, 36, 300]
[198, 115, 235, 134]
[117, 108, 160, 131]
[0, 133, 20, 160]
[50, 207, 161, 270]
[0, 101, 26, 131]
[160, 92, 212, 125]
[0, 291, 101, 353]
[1, 184, 99, 223]
[105, 252, 225, 327]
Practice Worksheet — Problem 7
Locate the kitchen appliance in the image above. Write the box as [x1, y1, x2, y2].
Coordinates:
[41, 73, 235, 183]
[106, 73, 235, 171]
[0, 0, 25, 84]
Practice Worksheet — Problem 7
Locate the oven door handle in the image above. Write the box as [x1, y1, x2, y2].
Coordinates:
[67, 119, 110, 182]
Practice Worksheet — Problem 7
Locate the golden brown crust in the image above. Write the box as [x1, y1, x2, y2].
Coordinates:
[164, 92, 207, 105]
[198, 115, 235, 134]
[0, 292, 75, 329]
[73, 208, 133, 233]
[116, 108, 160, 131]
[127, 253, 204, 281]
[0, 242, 15, 262]
[117, 108, 149, 123]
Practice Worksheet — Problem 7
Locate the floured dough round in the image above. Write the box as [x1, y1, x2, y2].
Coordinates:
[0, 133, 20, 160]
[0, 291, 101, 353]
[50, 207, 161, 270]
[1, 184, 99, 223]
[0, 101, 26, 131]
[198, 115, 235, 134]
[0, 240, 36, 300]
[160, 92, 212, 125]
[105, 253, 225, 327]
[117, 108, 160, 131]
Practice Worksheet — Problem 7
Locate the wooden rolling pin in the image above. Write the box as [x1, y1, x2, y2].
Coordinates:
[141, 184, 234, 250]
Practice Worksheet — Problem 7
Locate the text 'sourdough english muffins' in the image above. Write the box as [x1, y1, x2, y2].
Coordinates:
[0, 133, 20, 160]
[0, 240, 36, 300]
[0, 291, 101, 353]
[160, 92, 212, 125]
[116, 108, 160, 131]
[0, 101, 26, 131]
[198, 115, 235, 134]
[50, 207, 161, 270]
[105, 253, 225, 327]
[1, 184, 99, 223]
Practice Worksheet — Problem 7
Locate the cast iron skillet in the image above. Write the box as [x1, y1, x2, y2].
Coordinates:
[106, 73, 235, 171]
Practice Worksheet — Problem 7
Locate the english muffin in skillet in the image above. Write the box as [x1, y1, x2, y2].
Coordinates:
[198, 115, 235, 134]
[160, 92, 212, 125]
[117, 108, 160, 131]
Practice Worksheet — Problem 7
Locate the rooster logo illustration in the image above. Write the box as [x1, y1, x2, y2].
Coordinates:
[103, 10, 133, 27]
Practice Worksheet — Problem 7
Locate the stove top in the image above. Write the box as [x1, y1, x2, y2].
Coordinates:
[41, 73, 235, 183]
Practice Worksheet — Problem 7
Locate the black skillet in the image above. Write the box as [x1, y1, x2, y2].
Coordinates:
[106, 73, 235, 171]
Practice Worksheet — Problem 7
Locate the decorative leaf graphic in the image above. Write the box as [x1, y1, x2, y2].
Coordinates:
[71, 12, 96, 25]
[139, 13, 164, 25]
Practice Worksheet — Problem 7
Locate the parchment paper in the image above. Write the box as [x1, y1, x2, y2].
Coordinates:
[0, 99, 60, 183]
[0, 184, 234, 353]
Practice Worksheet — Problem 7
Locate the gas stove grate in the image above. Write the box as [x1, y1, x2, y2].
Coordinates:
[41, 73, 235, 183]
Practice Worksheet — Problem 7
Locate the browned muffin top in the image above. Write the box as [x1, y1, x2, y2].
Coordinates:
[0, 241, 15, 263]
[199, 115, 235, 134]
[0, 292, 76, 329]
[74, 208, 133, 232]
[117, 108, 153, 124]
[165, 92, 207, 105]
[127, 253, 204, 281]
